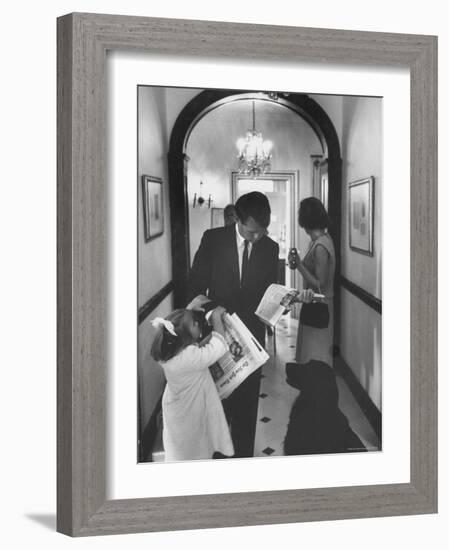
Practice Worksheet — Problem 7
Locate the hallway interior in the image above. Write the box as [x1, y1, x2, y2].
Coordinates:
[254, 315, 381, 458]
[138, 87, 384, 466]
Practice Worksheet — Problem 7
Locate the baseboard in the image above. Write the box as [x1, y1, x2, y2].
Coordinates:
[334, 356, 382, 444]
[139, 359, 382, 459]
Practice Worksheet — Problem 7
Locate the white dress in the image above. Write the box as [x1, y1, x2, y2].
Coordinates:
[160, 332, 234, 462]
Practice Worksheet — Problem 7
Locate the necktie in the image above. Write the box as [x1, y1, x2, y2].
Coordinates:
[241, 239, 249, 287]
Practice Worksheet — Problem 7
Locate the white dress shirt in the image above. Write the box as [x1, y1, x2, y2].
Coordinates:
[235, 223, 252, 279]
[205, 224, 253, 323]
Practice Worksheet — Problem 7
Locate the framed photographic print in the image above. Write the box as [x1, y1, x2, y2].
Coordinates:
[141, 175, 164, 241]
[137, 84, 381, 469]
[57, 13, 437, 537]
[348, 177, 374, 255]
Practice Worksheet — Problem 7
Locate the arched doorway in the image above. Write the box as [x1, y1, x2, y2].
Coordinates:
[167, 90, 342, 348]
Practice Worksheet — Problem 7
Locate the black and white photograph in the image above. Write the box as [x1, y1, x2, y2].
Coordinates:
[1, 0, 443, 543]
[141, 175, 164, 241]
[349, 176, 374, 255]
[137, 86, 382, 463]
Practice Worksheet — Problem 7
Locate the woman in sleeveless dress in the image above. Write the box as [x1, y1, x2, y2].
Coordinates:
[288, 197, 336, 367]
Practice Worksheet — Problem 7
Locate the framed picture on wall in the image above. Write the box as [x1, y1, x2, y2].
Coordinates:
[57, 13, 437, 537]
[348, 176, 374, 256]
[142, 175, 164, 241]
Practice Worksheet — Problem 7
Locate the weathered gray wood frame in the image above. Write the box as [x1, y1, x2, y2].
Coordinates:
[57, 12, 437, 537]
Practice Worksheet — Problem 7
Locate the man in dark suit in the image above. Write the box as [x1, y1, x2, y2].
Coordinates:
[188, 191, 279, 457]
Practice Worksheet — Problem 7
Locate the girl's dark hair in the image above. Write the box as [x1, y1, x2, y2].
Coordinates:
[298, 197, 329, 230]
[235, 191, 271, 228]
[150, 309, 196, 362]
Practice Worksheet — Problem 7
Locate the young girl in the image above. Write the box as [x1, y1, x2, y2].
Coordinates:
[151, 306, 234, 462]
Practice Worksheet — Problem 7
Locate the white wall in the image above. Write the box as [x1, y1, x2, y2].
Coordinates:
[341, 289, 382, 408]
[340, 96, 383, 407]
[138, 86, 172, 306]
[341, 96, 382, 296]
[4, 1, 447, 549]
[137, 86, 173, 429]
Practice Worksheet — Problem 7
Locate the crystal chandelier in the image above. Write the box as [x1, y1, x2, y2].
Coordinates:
[236, 101, 273, 177]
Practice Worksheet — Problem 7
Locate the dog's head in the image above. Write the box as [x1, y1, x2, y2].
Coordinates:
[286, 360, 339, 407]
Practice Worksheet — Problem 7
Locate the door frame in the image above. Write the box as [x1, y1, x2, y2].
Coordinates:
[230, 170, 299, 290]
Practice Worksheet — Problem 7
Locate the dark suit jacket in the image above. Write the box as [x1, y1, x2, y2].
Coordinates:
[188, 224, 279, 344]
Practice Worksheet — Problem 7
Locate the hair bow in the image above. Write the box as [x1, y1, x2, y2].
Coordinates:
[151, 317, 177, 336]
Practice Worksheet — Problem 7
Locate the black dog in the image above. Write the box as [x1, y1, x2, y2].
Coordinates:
[284, 360, 366, 456]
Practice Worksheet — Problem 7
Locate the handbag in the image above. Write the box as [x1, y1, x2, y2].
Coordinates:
[300, 286, 329, 328]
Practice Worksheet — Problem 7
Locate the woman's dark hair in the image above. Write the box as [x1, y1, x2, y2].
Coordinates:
[235, 191, 271, 228]
[298, 197, 329, 230]
[150, 309, 196, 362]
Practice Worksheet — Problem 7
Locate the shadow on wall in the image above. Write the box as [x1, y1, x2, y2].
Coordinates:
[25, 514, 56, 531]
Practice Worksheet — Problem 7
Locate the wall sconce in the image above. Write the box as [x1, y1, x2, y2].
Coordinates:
[192, 181, 212, 208]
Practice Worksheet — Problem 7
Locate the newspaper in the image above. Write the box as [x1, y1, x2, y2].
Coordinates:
[255, 284, 325, 328]
[255, 284, 300, 328]
[209, 313, 269, 400]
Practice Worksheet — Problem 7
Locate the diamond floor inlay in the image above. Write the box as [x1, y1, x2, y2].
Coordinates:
[253, 316, 381, 459]
[262, 447, 275, 455]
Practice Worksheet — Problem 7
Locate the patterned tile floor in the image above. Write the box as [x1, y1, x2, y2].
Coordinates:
[254, 316, 381, 457]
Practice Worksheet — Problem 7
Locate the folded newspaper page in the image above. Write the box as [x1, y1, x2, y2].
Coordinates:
[255, 284, 300, 328]
[209, 313, 269, 400]
[255, 284, 325, 328]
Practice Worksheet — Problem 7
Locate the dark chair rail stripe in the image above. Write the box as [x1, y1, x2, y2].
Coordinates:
[340, 275, 382, 314]
[138, 281, 174, 324]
